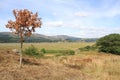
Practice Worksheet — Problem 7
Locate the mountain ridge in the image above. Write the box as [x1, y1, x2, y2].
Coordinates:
[0, 32, 98, 43]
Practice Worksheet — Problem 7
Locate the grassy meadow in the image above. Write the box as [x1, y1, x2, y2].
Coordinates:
[0, 42, 94, 50]
[0, 42, 120, 80]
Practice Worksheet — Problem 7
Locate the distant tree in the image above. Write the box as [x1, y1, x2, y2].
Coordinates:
[6, 9, 42, 67]
[96, 34, 120, 55]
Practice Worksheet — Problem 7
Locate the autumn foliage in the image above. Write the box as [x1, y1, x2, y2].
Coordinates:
[6, 9, 42, 39]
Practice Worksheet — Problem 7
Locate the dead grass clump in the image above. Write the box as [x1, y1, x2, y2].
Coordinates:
[22, 58, 41, 65]
[0, 54, 4, 62]
[60, 57, 92, 70]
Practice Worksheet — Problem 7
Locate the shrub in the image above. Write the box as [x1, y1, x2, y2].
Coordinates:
[40, 48, 46, 53]
[79, 45, 97, 51]
[96, 34, 120, 55]
[24, 45, 44, 58]
[55, 50, 75, 56]
[44, 50, 58, 54]
[40, 49, 75, 56]
[64, 50, 75, 55]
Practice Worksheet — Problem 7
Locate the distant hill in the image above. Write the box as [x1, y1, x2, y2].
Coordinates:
[0, 32, 98, 43]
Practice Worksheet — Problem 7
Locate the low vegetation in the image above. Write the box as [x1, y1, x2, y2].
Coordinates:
[0, 42, 120, 80]
[79, 45, 98, 51]
[24, 45, 44, 58]
[40, 48, 75, 56]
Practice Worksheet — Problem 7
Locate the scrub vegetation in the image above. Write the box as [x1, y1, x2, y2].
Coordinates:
[0, 42, 120, 80]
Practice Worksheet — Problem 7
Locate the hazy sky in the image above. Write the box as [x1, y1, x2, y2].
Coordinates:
[0, 0, 120, 38]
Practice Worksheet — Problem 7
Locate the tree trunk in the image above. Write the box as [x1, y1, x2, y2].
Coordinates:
[20, 41, 23, 68]
[20, 28, 23, 68]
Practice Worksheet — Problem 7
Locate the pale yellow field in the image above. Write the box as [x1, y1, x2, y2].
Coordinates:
[0, 42, 120, 80]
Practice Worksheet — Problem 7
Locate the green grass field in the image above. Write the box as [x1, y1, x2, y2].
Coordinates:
[0, 42, 120, 80]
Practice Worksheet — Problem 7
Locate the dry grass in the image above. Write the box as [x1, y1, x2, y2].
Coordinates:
[0, 51, 84, 80]
[59, 52, 120, 80]
[0, 42, 120, 80]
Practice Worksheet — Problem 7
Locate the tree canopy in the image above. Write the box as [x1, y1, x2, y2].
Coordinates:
[6, 9, 42, 38]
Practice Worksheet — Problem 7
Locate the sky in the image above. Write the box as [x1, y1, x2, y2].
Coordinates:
[0, 0, 120, 38]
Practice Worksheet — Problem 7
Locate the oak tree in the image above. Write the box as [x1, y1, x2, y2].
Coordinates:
[6, 9, 42, 67]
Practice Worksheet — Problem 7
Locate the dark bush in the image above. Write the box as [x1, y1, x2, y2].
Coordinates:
[96, 34, 120, 55]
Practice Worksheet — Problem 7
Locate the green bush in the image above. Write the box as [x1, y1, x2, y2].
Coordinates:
[55, 50, 75, 56]
[40, 48, 75, 56]
[40, 48, 46, 53]
[24, 45, 44, 58]
[64, 50, 75, 55]
[79, 45, 97, 51]
[96, 34, 120, 55]
[40, 49, 75, 55]
[44, 50, 58, 53]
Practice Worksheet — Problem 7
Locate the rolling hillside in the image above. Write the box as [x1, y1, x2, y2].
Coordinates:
[0, 32, 98, 43]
